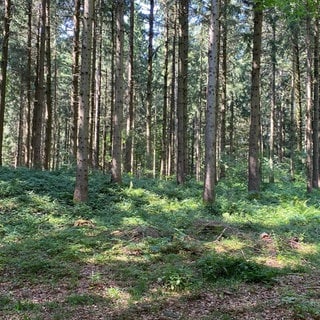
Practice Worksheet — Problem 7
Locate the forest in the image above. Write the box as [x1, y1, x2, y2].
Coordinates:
[0, 0, 319, 319]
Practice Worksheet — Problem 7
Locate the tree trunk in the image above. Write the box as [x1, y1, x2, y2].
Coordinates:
[73, 0, 94, 202]
[44, 0, 52, 170]
[32, 0, 47, 169]
[0, 0, 11, 166]
[89, 10, 97, 169]
[146, 0, 154, 172]
[124, 0, 135, 174]
[293, 28, 303, 153]
[26, 0, 33, 167]
[269, 14, 276, 183]
[220, 0, 228, 179]
[313, 16, 319, 188]
[17, 74, 25, 167]
[248, 1, 263, 193]
[203, 0, 219, 203]
[176, 0, 189, 185]
[93, 8, 102, 170]
[160, 1, 169, 178]
[306, 9, 313, 193]
[71, 0, 81, 160]
[111, 0, 124, 184]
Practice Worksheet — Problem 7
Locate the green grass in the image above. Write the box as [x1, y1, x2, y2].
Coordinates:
[0, 166, 319, 319]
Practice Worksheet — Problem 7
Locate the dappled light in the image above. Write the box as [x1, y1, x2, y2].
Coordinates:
[0, 167, 319, 319]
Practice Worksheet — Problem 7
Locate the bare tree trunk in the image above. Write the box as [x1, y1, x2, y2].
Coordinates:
[89, 10, 97, 169]
[71, 0, 81, 160]
[17, 74, 25, 167]
[0, 0, 11, 166]
[26, 0, 33, 167]
[44, 0, 52, 170]
[93, 7, 102, 170]
[146, 0, 154, 172]
[177, 0, 189, 185]
[168, 38, 176, 177]
[111, 0, 124, 184]
[313, 16, 319, 188]
[160, 1, 169, 178]
[125, 0, 135, 174]
[248, 1, 263, 193]
[306, 9, 313, 193]
[220, 0, 228, 179]
[32, 0, 47, 169]
[73, 0, 94, 202]
[269, 14, 276, 183]
[203, 0, 219, 203]
[293, 28, 303, 153]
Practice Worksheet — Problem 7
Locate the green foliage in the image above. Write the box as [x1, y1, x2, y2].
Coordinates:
[0, 166, 319, 319]
[197, 253, 280, 284]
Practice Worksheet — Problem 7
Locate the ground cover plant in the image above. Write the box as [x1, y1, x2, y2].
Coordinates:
[0, 166, 319, 319]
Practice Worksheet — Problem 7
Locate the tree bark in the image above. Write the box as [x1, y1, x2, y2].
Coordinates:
[248, 1, 263, 193]
[269, 14, 276, 183]
[71, 0, 81, 160]
[203, 0, 220, 203]
[177, 0, 189, 185]
[32, 0, 47, 169]
[0, 0, 11, 166]
[306, 8, 313, 193]
[26, 0, 33, 167]
[44, 0, 52, 170]
[111, 0, 124, 184]
[313, 16, 319, 188]
[160, 1, 169, 178]
[146, 0, 154, 172]
[73, 0, 94, 202]
[125, 0, 135, 174]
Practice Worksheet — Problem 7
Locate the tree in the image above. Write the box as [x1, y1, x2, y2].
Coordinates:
[305, 3, 313, 193]
[203, 0, 220, 203]
[73, 0, 94, 202]
[177, 0, 189, 185]
[312, 14, 319, 188]
[44, 0, 53, 170]
[71, 0, 81, 160]
[248, 0, 263, 193]
[111, 0, 125, 184]
[160, 0, 170, 178]
[146, 0, 154, 172]
[0, 0, 12, 166]
[124, 0, 135, 174]
[32, 0, 47, 169]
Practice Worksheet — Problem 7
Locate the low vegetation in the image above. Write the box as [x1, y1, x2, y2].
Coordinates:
[0, 165, 319, 319]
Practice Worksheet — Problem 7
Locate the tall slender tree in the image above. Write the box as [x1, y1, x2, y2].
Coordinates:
[26, 0, 33, 167]
[73, 0, 94, 202]
[111, 0, 125, 184]
[32, 0, 47, 169]
[248, 0, 263, 193]
[313, 14, 319, 188]
[71, 0, 81, 160]
[306, 3, 313, 193]
[146, 0, 154, 172]
[177, 0, 189, 185]
[44, 0, 53, 170]
[160, 0, 169, 178]
[125, 0, 135, 174]
[203, 0, 220, 203]
[0, 0, 12, 166]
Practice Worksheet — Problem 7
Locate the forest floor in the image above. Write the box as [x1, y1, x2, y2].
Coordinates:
[0, 167, 319, 319]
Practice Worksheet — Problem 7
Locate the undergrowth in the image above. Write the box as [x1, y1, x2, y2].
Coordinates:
[0, 166, 319, 319]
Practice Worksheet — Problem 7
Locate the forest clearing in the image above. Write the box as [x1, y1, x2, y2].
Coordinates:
[0, 166, 319, 319]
